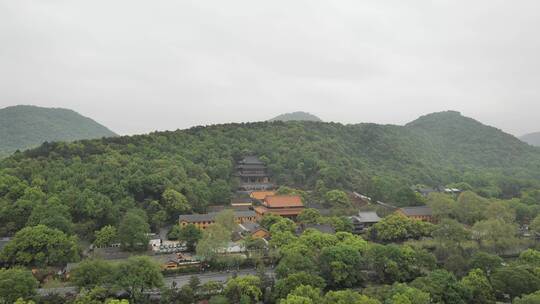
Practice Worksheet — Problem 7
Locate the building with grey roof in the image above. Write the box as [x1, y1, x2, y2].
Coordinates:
[349, 211, 382, 234]
[397, 206, 435, 222]
[178, 210, 256, 230]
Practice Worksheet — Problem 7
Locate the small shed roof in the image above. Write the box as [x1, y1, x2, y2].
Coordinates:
[355, 211, 382, 223]
[240, 156, 264, 164]
[179, 210, 256, 223]
[399, 206, 433, 216]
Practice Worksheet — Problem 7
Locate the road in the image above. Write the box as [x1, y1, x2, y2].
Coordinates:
[38, 269, 275, 296]
[163, 268, 274, 287]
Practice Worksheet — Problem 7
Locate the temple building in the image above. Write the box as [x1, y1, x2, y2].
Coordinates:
[178, 210, 256, 230]
[236, 156, 273, 191]
[254, 195, 304, 219]
[349, 211, 382, 234]
[396, 206, 435, 223]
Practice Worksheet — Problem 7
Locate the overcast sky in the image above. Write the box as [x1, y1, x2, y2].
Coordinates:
[1, 0, 539, 136]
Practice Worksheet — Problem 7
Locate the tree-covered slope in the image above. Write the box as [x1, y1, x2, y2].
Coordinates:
[0, 105, 117, 157]
[521, 132, 540, 147]
[406, 111, 536, 168]
[1, 111, 540, 237]
[269, 111, 323, 122]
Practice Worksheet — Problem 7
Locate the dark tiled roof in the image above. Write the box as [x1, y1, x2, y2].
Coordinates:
[179, 210, 256, 223]
[400, 206, 433, 216]
[179, 213, 215, 222]
[240, 156, 264, 164]
[235, 210, 256, 217]
[240, 222, 263, 233]
[352, 211, 382, 223]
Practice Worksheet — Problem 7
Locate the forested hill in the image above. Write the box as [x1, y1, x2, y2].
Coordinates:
[521, 132, 540, 147]
[406, 111, 534, 168]
[1, 111, 540, 237]
[0, 105, 116, 157]
[268, 111, 322, 122]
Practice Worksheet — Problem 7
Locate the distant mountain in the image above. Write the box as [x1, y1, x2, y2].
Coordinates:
[269, 111, 322, 122]
[521, 132, 540, 147]
[0, 105, 116, 156]
[405, 110, 533, 168]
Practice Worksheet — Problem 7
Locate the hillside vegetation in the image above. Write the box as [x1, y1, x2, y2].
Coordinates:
[0, 105, 116, 157]
[521, 132, 540, 147]
[1, 111, 540, 238]
[268, 111, 322, 122]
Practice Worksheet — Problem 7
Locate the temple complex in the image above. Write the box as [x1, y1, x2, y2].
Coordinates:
[236, 156, 273, 191]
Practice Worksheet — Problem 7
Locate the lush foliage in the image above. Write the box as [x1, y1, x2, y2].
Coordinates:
[0, 105, 116, 156]
[0, 268, 39, 304]
[1, 111, 540, 242]
[0, 225, 79, 267]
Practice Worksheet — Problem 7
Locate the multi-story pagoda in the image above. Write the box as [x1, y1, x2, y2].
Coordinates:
[236, 156, 273, 191]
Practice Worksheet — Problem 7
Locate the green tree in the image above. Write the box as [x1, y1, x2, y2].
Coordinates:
[530, 214, 540, 235]
[324, 216, 354, 233]
[367, 244, 436, 284]
[280, 295, 314, 304]
[484, 201, 515, 223]
[285, 285, 323, 303]
[297, 209, 322, 224]
[162, 189, 191, 220]
[454, 191, 488, 225]
[270, 218, 297, 234]
[319, 244, 364, 288]
[432, 218, 470, 247]
[71, 259, 112, 289]
[323, 290, 380, 304]
[178, 224, 203, 251]
[215, 209, 236, 232]
[202, 281, 225, 297]
[426, 193, 457, 220]
[224, 275, 262, 304]
[209, 295, 229, 304]
[0, 225, 79, 267]
[411, 270, 471, 304]
[324, 190, 351, 208]
[26, 197, 73, 234]
[115, 256, 164, 302]
[514, 291, 540, 304]
[260, 214, 282, 230]
[118, 210, 150, 251]
[369, 214, 433, 242]
[468, 252, 503, 275]
[274, 272, 326, 300]
[189, 275, 201, 291]
[518, 249, 540, 267]
[0, 268, 39, 304]
[471, 219, 518, 254]
[276, 250, 318, 278]
[491, 266, 540, 300]
[460, 269, 495, 304]
[196, 223, 231, 260]
[94, 225, 118, 247]
[386, 283, 430, 304]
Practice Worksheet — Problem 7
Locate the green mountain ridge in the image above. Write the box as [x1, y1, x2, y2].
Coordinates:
[0, 105, 117, 157]
[268, 111, 323, 122]
[4, 110, 540, 195]
[521, 132, 540, 147]
[2, 110, 540, 236]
